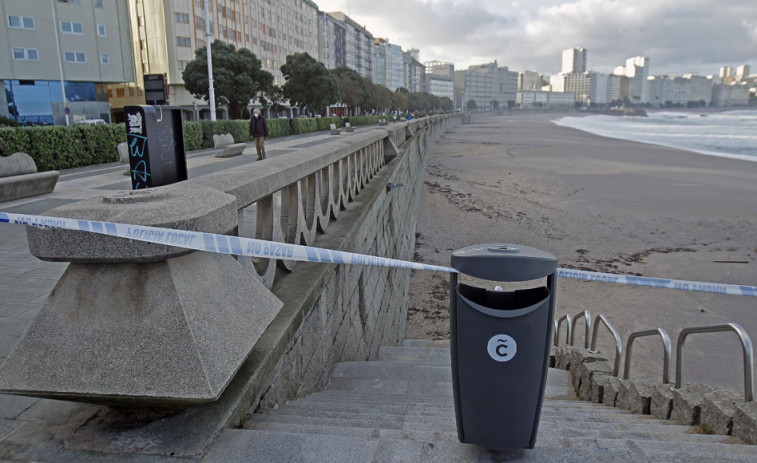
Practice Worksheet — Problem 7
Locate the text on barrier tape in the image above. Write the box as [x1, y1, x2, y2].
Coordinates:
[1, 211, 756, 297]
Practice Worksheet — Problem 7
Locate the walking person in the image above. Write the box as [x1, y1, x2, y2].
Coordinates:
[249, 108, 269, 160]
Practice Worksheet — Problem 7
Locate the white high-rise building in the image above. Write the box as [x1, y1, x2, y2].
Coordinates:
[735, 65, 750, 81]
[624, 56, 650, 103]
[518, 71, 542, 91]
[562, 47, 587, 74]
[373, 38, 403, 91]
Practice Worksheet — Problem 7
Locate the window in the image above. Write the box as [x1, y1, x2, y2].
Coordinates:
[129, 87, 134, 97]
[26, 49, 38, 60]
[12, 48, 25, 60]
[100, 53, 109, 64]
[95, 0, 103, 7]
[8, 15, 34, 29]
[174, 13, 189, 23]
[97, 24, 106, 36]
[64, 51, 86, 63]
[59, 0, 80, 4]
[61, 21, 83, 34]
[116, 88, 125, 98]
[107, 88, 112, 98]
[176, 36, 191, 47]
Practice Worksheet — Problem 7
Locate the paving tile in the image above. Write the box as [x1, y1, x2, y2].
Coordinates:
[16, 400, 84, 426]
[0, 418, 25, 441]
[0, 335, 20, 357]
[0, 394, 39, 420]
[0, 317, 30, 337]
[0, 302, 40, 318]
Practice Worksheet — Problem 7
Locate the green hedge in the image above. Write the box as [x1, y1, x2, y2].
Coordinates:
[290, 118, 317, 135]
[267, 119, 292, 138]
[183, 121, 203, 151]
[317, 117, 342, 131]
[0, 124, 124, 171]
[343, 115, 384, 126]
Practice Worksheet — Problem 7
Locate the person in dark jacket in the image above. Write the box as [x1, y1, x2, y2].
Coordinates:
[249, 108, 269, 160]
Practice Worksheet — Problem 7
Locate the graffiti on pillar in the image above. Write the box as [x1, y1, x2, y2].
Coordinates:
[125, 106, 152, 190]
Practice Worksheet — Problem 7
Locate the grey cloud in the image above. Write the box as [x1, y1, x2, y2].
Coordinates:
[341, 0, 756, 75]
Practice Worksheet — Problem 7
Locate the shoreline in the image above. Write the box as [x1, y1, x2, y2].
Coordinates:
[407, 112, 757, 390]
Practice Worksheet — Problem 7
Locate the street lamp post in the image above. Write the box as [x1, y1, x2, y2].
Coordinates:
[204, 0, 216, 121]
[50, 0, 68, 125]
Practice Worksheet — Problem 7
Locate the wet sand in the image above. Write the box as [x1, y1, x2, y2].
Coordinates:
[407, 112, 757, 391]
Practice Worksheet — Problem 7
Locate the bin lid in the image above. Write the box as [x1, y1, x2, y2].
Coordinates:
[451, 243, 556, 282]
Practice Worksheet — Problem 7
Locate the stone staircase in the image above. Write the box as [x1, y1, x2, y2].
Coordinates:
[203, 341, 755, 462]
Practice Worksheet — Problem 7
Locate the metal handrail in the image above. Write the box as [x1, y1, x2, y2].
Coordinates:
[554, 314, 572, 347]
[675, 323, 753, 402]
[569, 310, 592, 348]
[553, 320, 559, 346]
[623, 328, 671, 384]
[589, 314, 622, 376]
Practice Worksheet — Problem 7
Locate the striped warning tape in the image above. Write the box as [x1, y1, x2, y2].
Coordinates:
[1, 211, 755, 297]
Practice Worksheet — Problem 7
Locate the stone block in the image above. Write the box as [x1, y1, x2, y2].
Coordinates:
[650, 383, 675, 420]
[577, 360, 614, 401]
[701, 390, 743, 436]
[602, 376, 621, 407]
[732, 401, 757, 444]
[555, 346, 571, 370]
[0, 171, 59, 203]
[616, 378, 656, 414]
[216, 143, 246, 158]
[212, 133, 235, 148]
[117, 142, 129, 163]
[671, 384, 714, 425]
[590, 374, 614, 404]
[568, 347, 610, 391]
[0, 252, 282, 406]
[0, 152, 38, 177]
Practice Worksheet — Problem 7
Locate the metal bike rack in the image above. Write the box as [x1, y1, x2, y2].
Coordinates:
[623, 328, 671, 384]
[554, 314, 572, 347]
[675, 323, 753, 402]
[589, 314, 622, 376]
[569, 310, 592, 348]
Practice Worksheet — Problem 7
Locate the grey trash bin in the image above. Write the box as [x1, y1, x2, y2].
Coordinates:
[449, 243, 557, 450]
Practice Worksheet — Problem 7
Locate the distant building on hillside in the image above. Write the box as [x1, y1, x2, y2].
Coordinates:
[712, 83, 749, 107]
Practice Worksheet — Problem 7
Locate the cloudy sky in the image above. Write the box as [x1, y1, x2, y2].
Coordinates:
[315, 0, 756, 76]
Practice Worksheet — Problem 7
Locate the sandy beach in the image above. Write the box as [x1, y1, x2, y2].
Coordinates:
[407, 112, 757, 391]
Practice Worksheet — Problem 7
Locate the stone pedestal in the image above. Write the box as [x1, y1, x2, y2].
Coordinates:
[0, 185, 282, 407]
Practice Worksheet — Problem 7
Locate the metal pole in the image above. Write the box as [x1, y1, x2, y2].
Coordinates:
[204, 0, 216, 121]
[50, 0, 68, 125]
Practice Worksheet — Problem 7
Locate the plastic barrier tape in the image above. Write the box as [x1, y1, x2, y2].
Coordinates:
[1, 211, 756, 297]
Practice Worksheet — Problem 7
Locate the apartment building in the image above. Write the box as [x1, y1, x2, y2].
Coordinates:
[426, 74, 453, 100]
[425, 60, 454, 78]
[1, 0, 133, 125]
[107, 0, 319, 121]
[403, 51, 424, 93]
[517, 91, 575, 108]
[562, 47, 586, 74]
[518, 70, 541, 91]
[461, 61, 517, 109]
[373, 38, 403, 90]
[327, 11, 372, 79]
[317, 11, 345, 69]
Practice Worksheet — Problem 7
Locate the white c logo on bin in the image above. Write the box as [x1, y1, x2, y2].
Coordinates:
[487, 334, 517, 362]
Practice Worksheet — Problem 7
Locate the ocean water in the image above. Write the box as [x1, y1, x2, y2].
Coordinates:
[553, 110, 757, 163]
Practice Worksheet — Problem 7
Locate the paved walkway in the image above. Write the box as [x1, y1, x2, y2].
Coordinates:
[0, 125, 383, 461]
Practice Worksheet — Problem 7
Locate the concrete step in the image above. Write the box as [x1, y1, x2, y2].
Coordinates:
[401, 339, 450, 348]
[206, 429, 757, 463]
[378, 345, 452, 364]
[325, 377, 454, 397]
[244, 413, 734, 445]
[331, 360, 451, 382]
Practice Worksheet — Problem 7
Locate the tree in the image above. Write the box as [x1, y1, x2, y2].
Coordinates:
[467, 99, 477, 110]
[331, 67, 369, 114]
[280, 53, 339, 115]
[183, 40, 273, 119]
[440, 97, 453, 111]
[366, 81, 393, 113]
[259, 85, 287, 118]
[393, 88, 410, 112]
[491, 100, 500, 110]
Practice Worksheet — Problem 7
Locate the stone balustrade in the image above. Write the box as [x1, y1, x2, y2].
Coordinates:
[0, 115, 461, 410]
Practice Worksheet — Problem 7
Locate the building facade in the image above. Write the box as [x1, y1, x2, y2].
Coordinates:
[107, 0, 319, 121]
[426, 74, 453, 100]
[1, 0, 134, 125]
[517, 91, 575, 108]
[518, 70, 541, 91]
[712, 83, 749, 107]
[327, 12, 372, 79]
[624, 56, 650, 103]
[317, 11, 346, 69]
[403, 51, 424, 93]
[373, 38, 403, 90]
[607, 74, 629, 102]
[425, 60, 454, 78]
[562, 47, 587, 74]
[461, 61, 517, 109]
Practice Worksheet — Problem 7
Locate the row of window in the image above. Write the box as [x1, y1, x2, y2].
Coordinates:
[174, 12, 190, 24]
[8, 16, 106, 37]
[56, 0, 105, 7]
[12, 47, 109, 65]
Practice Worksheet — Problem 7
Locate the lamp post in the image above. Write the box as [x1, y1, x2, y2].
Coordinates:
[204, 0, 216, 121]
[50, 0, 68, 125]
